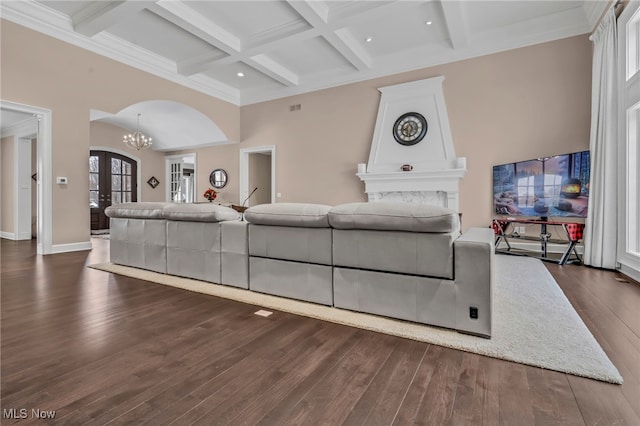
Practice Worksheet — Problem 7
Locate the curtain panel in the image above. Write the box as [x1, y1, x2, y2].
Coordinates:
[584, 8, 618, 269]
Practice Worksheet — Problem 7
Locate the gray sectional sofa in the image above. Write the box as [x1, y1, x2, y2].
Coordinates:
[105, 201, 494, 337]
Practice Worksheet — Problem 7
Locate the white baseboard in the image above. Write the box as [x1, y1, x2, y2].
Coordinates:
[50, 241, 92, 254]
[17, 231, 32, 240]
[0, 231, 16, 240]
[619, 262, 640, 283]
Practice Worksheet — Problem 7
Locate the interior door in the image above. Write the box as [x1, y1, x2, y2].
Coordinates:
[90, 150, 137, 231]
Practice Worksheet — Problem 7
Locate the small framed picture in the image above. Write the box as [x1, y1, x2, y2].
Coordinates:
[147, 176, 160, 188]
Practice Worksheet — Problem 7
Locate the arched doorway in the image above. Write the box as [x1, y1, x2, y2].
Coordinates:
[90, 150, 138, 231]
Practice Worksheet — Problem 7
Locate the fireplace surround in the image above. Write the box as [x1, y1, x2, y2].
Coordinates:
[358, 76, 466, 211]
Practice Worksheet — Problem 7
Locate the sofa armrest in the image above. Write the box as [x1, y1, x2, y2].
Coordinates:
[454, 227, 494, 338]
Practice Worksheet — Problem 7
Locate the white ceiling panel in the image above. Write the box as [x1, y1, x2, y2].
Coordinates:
[268, 36, 354, 75]
[184, 0, 307, 43]
[202, 63, 284, 91]
[348, 1, 449, 57]
[108, 9, 221, 63]
[464, 1, 584, 34]
[1, 0, 606, 106]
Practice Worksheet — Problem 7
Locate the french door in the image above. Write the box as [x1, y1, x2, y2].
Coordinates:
[90, 150, 137, 230]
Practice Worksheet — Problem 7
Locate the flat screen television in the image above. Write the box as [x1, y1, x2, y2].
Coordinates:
[493, 150, 590, 219]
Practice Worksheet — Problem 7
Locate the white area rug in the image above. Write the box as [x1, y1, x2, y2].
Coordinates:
[88, 256, 622, 384]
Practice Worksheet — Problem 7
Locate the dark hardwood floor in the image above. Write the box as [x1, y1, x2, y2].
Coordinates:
[1, 238, 638, 425]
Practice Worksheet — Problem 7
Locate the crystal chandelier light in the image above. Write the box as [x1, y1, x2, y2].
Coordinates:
[123, 113, 152, 150]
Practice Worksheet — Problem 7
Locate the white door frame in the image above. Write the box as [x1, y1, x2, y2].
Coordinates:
[1, 100, 53, 254]
[239, 145, 276, 206]
[165, 152, 197, 202]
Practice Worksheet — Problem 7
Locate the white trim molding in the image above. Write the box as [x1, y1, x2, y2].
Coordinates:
[0, 231, 17, 240]
[617, 1, 640, 280]
[239, 146, 276, 206]
[51, 241, 92, 254]
[165, 152, 197, 203]
[0, 100, 53, 254]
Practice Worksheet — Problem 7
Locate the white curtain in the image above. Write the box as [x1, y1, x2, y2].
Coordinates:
[584, 8, 618, 269]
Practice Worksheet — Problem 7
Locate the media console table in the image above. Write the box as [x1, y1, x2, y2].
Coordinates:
[492, 218, 585, 265]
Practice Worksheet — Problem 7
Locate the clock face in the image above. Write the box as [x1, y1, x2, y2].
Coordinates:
[393, 112, 428, 146]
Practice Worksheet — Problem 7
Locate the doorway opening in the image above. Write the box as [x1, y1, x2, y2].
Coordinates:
[89, 150, 138, 232]
[0, 100, 52, 254]
[239, 146, 276, 207]
[166, 153, 197, 203]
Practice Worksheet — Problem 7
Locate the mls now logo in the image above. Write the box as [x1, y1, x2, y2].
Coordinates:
[3, 408, 56, 419]
[3, 408, 27, 419]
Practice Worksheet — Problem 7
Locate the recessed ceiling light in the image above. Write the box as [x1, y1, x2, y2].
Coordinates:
[237, 72, 245, 77]
[365, 36, 373, 43]
[426, 21, 433, 26]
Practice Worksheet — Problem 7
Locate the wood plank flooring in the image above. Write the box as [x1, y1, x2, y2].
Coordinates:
[1, 238, 639, 425]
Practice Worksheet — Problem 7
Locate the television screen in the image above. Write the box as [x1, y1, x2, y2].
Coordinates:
[493, 150, 590, 218]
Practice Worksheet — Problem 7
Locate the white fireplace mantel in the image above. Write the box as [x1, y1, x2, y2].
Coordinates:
[358, 158, 467, 211]
[358, 76, 467, 212]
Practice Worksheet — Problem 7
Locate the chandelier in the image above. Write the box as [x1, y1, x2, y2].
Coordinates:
[123, 113, 152, 150]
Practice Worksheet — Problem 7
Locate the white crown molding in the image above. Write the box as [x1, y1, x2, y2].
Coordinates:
[0, 1, 240, 105]
[239, 17, 591, 106]
[1, 1, 594, 107]
[582, 0, 610, 31]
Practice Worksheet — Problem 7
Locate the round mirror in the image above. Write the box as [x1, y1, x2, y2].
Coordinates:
[209, 168, 228, 189]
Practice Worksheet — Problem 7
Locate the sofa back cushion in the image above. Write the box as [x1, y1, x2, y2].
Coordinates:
[328, 202, 460, 233]
[163, 203, 240, 222]
[105, 202, 166, 219]
[105, 202, 240, 222]
[245, 203, 332, 228]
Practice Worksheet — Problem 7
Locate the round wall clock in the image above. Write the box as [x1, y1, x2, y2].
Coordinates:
[392, 112, 428, 146]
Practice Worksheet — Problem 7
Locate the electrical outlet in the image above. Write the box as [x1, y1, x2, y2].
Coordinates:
[469, 306, 478, 320]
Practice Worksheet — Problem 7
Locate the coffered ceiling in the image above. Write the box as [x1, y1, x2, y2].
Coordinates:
[1, 1, 606, 106]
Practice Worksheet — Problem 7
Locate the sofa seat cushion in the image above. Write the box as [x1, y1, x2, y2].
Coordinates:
[245, 203, 332, 228]
[105, 202, 166, 219]
[163, 203, 240, 222]
[329, 202, 460, 233]
[333, 228, 457, 279]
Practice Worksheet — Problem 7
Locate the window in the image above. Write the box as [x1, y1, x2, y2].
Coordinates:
[619, 2, 640, 274]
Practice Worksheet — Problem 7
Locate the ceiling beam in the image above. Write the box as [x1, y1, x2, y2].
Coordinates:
[150, 1, 300, 87]
[286, 0, 371, 71]
[178, 27, 320, 74]
[247, 55, 299, 86]
[334, 28, 372, 69]
[72, 1, 151, 37]
[176, 50, 229, 76]
[150, 1, 241, 53]
[440, 0, 468, 49]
